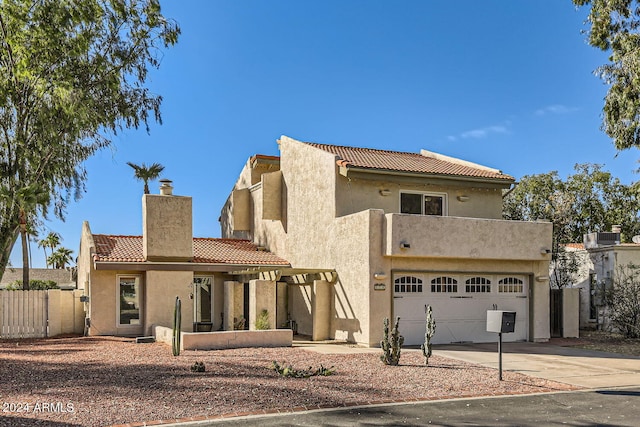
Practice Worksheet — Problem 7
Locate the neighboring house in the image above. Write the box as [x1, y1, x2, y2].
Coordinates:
[1, 268, 76, 289]
[570, 230, 640, 330]
[555, 243, 592, 329]
[77, 182, 289, 337]
[220, 135, 553, 346]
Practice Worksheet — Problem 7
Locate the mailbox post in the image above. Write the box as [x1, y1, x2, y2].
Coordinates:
[486, 310, 516, 381]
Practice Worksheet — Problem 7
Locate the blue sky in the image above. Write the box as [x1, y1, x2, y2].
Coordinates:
[13, 1, 640, 268]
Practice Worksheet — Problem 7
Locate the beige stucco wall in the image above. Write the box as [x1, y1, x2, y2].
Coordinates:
[334, 174, 504, 219]
[144, 270, 194, 335]
[385, 214, 553, 260]
[249, 279, 276, 330]
[143, 194, 193, 261]
[47, 289, 84, 336]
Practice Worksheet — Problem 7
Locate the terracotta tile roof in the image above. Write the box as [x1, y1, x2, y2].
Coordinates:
[563, 243, 585, 250]
[92, 234, 289, 266]
[305, 142, 514, 181]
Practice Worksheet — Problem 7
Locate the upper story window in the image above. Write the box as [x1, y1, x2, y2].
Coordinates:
[400, 192, 447, 216]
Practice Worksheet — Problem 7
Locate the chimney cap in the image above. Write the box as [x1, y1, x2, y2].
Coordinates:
[159, 178, 173, 195]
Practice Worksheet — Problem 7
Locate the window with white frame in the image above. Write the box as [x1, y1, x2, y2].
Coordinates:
[117, 275, 141, 326]
[400, 192, 447, 216]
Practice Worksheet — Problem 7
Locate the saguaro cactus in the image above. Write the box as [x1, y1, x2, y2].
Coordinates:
[421, 305, 436, 365]
[172, 296, 182, 356]
[380, 316, 404, 365]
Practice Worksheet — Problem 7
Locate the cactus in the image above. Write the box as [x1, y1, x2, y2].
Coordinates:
[380, 316, 404, 365]
[421, 305, 436, 365]
[172, 296, 182, 356]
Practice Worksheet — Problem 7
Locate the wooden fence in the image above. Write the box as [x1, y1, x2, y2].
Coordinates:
[0, 290, 48, 338]
[0, 289, 85, 339]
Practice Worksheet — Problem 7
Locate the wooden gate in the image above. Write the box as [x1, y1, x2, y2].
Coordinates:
[0, 290, 48, 338]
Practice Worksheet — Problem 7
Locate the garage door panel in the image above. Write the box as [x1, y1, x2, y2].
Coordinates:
[393, 273, 529, 345]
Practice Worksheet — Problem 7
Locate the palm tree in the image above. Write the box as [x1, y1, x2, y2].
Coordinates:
[13, 185, 49, 289]
[126, 162, 165, 194]
[47, 247, 74, 269]
[38, 231, 61, 268]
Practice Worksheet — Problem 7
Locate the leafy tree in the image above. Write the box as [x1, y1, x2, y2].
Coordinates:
[573, 0, 640, 150]
[47, 247, 74, 269]
[504, 164, 640, 287]
[126, 162, 165, 194]
[0, 0, 180, 281]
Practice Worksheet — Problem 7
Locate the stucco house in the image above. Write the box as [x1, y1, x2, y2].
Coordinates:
[77, 181, 289, 337]
[220, 135, 553, 346]
[563, 230, 640, 330]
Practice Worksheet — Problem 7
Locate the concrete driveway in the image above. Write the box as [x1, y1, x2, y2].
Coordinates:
[434, 341, 640, 388]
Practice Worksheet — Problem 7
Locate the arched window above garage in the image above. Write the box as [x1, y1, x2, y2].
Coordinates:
[498, 277, 524, 293]
[430, 276, 458, 293]
[394, 276, 423, 293]
[465, 277, 491, 293]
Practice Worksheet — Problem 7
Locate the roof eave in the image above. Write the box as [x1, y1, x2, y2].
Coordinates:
[93, 261, 291, 272]
[339, 165, 514, 189]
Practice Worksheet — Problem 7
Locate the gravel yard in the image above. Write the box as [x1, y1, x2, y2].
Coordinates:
[0, 336, 577, 427]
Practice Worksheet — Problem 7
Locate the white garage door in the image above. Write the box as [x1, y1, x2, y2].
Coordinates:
[393, 273, 528, 345]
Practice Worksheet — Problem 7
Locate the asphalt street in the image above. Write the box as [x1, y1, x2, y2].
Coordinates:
[177, 387, 640, 427]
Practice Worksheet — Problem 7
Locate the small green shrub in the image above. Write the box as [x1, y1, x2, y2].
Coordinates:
[272, 361, 334, 378]
[190, 361, 206, 372]
[6, 280, 59, 290]
[254, 309, 270, 330]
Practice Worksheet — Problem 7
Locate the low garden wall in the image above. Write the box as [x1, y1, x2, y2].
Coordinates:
[153, 325, 293, 351]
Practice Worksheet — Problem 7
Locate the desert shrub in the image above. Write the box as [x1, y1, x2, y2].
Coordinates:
[606, 263, 640, 338]
[254, 309, 270, 330]
[272, 361, 334, 378]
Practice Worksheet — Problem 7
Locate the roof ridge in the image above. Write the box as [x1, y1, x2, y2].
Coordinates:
[305, 141, 424, 158]
[420, 149, 502, 174]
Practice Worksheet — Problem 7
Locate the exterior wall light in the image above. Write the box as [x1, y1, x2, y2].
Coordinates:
[457, 195, 470, 202]
[400, 241, 410, 249]
[379, 189, 391, 196]
[536, 275, 549, 282]
[540, 248, 551, 254]
[373, 272, 387, 280]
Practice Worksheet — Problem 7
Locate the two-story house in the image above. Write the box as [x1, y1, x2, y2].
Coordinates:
[221, 136, 553, 346]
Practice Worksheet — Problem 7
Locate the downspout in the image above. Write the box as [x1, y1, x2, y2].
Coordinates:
[502, 182, 519, 199]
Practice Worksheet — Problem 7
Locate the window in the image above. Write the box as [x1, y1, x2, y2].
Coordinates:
[394, 276, 423, 293]
[498, 277, 524, 293]
[465, 277, 491, 293]
[400, 192, 446, 216]
[431, 276, 458, 293]
[118, 276, 141, 326]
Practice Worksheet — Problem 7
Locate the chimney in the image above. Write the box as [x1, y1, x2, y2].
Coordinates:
[142, 180, 193, 262]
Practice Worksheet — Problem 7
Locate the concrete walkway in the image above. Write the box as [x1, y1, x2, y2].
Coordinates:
[434, 341, 640, 388]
